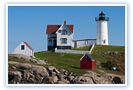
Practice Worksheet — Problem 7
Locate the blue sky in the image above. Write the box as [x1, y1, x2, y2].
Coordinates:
[8, 6, 125, 53]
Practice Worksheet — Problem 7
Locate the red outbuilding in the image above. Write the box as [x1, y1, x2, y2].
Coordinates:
[80, 54, 96, 70]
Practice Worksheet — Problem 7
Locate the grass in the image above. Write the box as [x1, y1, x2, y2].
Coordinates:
[34, 51, 86, 75]
[72, 46, 92, 51]
[91, 45, 125, 75]
[92, 45, 125, 61]
[8, 45, 125, 76]
[34, 45, 125, 75]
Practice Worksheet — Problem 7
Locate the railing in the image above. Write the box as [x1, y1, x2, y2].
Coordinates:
[89, 43, 95, 54]
[95, 17, 109, 21]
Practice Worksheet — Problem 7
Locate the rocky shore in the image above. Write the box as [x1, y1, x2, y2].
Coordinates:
[8, 54, 125, 84]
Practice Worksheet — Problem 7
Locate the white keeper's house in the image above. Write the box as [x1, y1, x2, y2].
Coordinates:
[46, 11, 109, 51]
[46, 21, 74, 51]
[13, 41, 34, 57]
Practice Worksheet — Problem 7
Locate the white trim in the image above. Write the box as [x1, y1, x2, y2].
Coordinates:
[6, 3, 127, 86]
[80, 54, 85, 61]
[89, 43, 95, 54]
[7, 83, 127, 87]
[125, 5, 128, 87]
[6, 3, 9, 87]
[7, 4, 127, 6]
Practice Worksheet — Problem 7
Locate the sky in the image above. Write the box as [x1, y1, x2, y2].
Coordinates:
[8, 6, 125, 53]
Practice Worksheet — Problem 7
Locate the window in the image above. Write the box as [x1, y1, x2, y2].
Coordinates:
[58, 30, 61, 33]
[103, 40, 106, 43]
[21, 45, 25, 50]
[49, 39, 52, 42]
[62, 29, 67, 35]
[61, 38, 67, 44]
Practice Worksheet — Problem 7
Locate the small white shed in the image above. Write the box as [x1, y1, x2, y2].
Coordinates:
[13, 41, 34, 57]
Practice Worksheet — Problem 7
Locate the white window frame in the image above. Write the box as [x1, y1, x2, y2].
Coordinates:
[60, 38, 67, 44]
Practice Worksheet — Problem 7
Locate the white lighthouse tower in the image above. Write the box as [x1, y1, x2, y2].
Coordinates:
[95, 11, 109, 45]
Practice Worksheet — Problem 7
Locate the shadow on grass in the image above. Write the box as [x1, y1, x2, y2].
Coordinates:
[70, 65, 80, 69]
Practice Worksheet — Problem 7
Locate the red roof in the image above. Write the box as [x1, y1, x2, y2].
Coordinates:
[46, 25, 74, 34]
[80, 54, 95, 61]
[23, 41, 33, 51]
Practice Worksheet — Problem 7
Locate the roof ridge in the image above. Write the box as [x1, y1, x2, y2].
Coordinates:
[23, 41, 33, 51]
[46, 25, 74, 34]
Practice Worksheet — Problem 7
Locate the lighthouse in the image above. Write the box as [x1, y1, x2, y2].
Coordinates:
[95, 11, 109, 45]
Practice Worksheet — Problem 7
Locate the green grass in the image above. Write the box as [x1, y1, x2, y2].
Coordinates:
[34, 45, 125, 75]
[72, 46, 92, 51]
[92, 45, 125, 75]
[92, 45, 125, 61]
[34, 51, 86, 75]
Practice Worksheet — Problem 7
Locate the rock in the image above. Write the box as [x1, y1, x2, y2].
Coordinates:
[42, 76, 58, 83]
[42, 77, 54, 84]
[11, 66, 17, 70]
[34, 74, 44, 83]
[31, 59, 46, 65]
[68, 72, 74, 76]
[74, 76, 94, 84]
[37, 60, 46, 65]
[112, 77, 123, 84]
[30, 65, 49, 83]
[8, 71, 22, 84]
[56, 80, 66, 84]
[60, 78, 70, 84]
[27, 78, 36, 83]
[92, 74, 112, 84]
[47, 70, 54, 76]
[30, 59, 37, 63]
[8, 61, 19, 65]
[53, 68, 60, 74]
[114, 51, 118, 55]
[52, 76, 59, 83]
[47, 66, 60, 76]
[15, 63, 32, 70]
[56, 74, 70, 84]
[57, 74, 64, 80]
[59, 68, 66, 74]
[11, 54, 32, 60]
[22, 71, 35, 83]
[104, 51, 119, 56]
[66, 76, 75, 81]
[50, 71, 57, 77]
[48, 66, 56, 71]
[64, 70, 69, 75]
[32, 65, 49, 77]
[9, 54, 125, 84]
